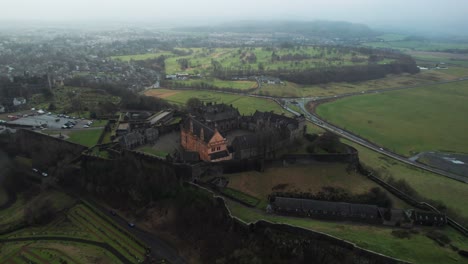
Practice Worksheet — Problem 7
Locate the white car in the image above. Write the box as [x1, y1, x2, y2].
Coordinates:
[42, 172, 48, 177]
[83, 125, 90, 128]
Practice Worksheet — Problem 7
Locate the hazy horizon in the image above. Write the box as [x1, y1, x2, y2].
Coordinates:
[2, 0, 468, 35]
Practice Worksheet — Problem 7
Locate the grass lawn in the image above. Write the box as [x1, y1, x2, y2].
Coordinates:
[0, 240, 124, 264]
[343, 139, 468, 220]
[316, 80, 468, 156]
[136, 146, 168, 158]
[67, 129, 103, 147]
[226, 163, 409, 210]
[226, 200, 468, 264]
[145, 89, 290, 115]
[220, 188, 260, 207]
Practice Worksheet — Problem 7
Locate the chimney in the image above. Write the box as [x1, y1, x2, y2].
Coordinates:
[190, 118, 193, 133]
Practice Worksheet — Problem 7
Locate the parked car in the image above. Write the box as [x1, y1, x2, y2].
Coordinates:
[32, 168, 39, 173]
[128, 222, 135, 228]
[83, 125, 90, 128]
[41, 172, 48, 177]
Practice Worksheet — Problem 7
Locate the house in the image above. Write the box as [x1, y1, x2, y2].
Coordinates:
[0, 104, 5, 113]
[192, 103, 241, 133]
[144, 127, 159, 143]
[180, 117, 231, 162]
[119, 132, 145, 149]
[13, 97, 26, 106]
[148, 110, 174, 126]
[411, 210, 447, 226]
[116, 122, 130, 137]
[231, 134, 260, 160]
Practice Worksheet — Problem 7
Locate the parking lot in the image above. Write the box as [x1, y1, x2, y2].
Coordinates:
[7, 113, 92, 130]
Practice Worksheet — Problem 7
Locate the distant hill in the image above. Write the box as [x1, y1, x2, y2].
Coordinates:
[173, 20, 378, 39]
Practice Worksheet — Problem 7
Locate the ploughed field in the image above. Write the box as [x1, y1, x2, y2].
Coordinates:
[316, 80, 468, 157]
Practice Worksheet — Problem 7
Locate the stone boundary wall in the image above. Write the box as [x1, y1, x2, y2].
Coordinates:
[187, 182, 411, 264]
[358, 164, 468, 237]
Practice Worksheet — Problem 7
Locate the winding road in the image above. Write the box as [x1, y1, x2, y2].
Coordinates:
[277, 77, 468, 183]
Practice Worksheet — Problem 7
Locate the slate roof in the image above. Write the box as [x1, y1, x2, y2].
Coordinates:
[252, 111, 298, 130]
[209, 150, 230, 160]
[194, 103, 240, 123]
[273, 197, 380, 218]
[232, 134, 258, 150]
[182, 117, 222, 143]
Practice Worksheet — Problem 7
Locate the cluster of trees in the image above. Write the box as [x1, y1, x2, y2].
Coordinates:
[272, 186, 393, 208]
[207, 47, 418, 85]
[305, 132, 347, 154]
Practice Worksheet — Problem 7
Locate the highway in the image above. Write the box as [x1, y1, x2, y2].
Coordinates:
[274, 78, 468, 183]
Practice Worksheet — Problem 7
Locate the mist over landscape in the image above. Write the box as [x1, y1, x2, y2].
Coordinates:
[1, 1, 468, 264]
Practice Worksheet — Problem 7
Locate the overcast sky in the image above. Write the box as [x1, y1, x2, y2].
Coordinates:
[2, 0, 468, 33]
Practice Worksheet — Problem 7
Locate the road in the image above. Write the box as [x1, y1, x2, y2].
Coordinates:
[275, 78, 468, 183]
[85, 198, 187, 264]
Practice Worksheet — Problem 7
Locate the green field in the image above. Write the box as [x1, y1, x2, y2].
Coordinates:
[226, 162, 409, 210]
[1, 202, 146, 263]
[364, 40, 468, 52]
[316, 81, 468, 156]
[111, 51, 174, 62]
[220, 187, 260, 207]
[170, 78, 258, 90]
[226, 200, 468, 264]
[0, 241, 124, 264]
[145, 89, 290, 115]
[136, 146, 168, 158]
[67, 128, 103, 147]
[113, 46, 393, 75]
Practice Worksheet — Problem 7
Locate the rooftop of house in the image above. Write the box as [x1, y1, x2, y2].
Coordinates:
[273, 197, 381, 218]
[182, 117, 224, 143]
[194, 103, 240, 123]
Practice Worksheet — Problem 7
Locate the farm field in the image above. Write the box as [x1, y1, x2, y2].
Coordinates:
[343, 139, 468, 220]
[316, 80, 468, 157]
[226, 200, 468, 264]
[225, 162, 409, 210]
[67, 128, 103, 147]
[144, 88, 290, 115]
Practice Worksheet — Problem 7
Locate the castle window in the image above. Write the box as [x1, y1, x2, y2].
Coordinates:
[217, 146, 221, 151]
[211, 147, 215, 152]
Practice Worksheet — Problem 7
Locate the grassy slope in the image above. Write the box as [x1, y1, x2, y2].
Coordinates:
[226, 200, 468, 264]
[344, 139, 468, 219]
[316, 81, 468, 156]
[226, 163, 409, 209]
[67, 129, 103, 147]
[136, 146, 168, 158]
